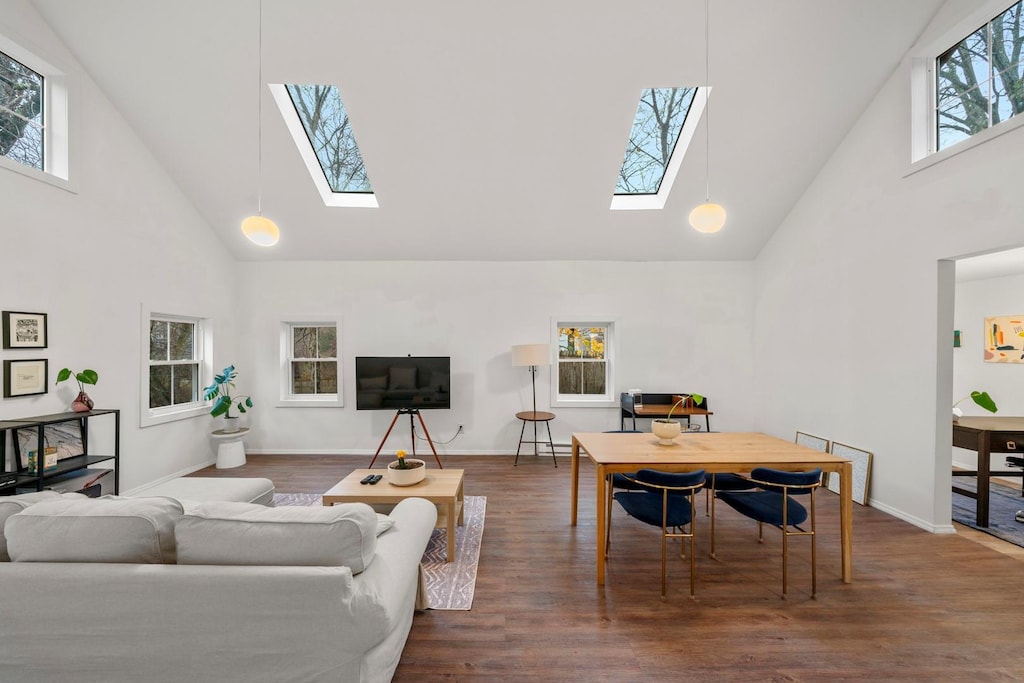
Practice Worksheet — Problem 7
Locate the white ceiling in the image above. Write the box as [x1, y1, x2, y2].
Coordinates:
[30, 0, 945, 261]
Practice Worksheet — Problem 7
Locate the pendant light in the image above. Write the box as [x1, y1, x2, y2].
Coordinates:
[689, 0, 726, 234]
[241, 0, 280, 247]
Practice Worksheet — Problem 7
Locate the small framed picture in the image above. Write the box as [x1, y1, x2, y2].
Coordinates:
[3, 359, 48, 398]
[2, 311, 48, 349]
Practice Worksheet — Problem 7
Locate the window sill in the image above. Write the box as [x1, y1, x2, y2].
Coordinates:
[552, 398, 617, 409]
[0, 156, 76, 194]
[140, 404, 208, 428]
[905, 114, 1024, 178]
[276, 395, 343, 408]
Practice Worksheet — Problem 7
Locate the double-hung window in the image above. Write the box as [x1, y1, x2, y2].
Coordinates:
[553, 322, 615, 407]
[141, 310, 211, 427]
[280, 322, 341, 406]
[0, 36, 69, 185]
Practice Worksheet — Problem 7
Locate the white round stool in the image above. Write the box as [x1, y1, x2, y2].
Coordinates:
[211, 427, 250, 469]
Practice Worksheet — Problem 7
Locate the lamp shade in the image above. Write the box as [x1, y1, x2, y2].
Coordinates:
[511, 343, 550, 367]
[688, 202, 726, 233]
[241, 215, 280, 246]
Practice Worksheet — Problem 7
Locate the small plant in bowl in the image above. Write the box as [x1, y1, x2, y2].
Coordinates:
[55, 368, 98, 412]
[652, 393, 705, 445]
[203, 364, 253, 433]
[387, 449, 426, 486]
[952, 390, 997, 421]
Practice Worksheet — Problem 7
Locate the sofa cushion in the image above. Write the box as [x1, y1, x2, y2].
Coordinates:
[0, 490, 64, 562]
[176, 501, 378, 572]
[5, 495, 183, 564]
[129, 477, 276, 507]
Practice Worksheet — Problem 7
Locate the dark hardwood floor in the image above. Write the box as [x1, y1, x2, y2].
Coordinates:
[194, 454, 1024, 682]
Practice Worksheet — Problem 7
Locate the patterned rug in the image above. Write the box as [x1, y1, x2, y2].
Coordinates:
[274, 492, 485, 610]
[952, 477, 1024, 548]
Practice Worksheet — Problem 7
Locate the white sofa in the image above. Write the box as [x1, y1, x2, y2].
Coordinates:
[0, 491, 436, 683]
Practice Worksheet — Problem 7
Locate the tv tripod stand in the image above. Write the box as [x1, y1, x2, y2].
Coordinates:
[367, 408, 443, 469]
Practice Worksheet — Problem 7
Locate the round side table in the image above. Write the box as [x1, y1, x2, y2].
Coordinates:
[514, 410, 557, 467]
[211, 427, 250, 469]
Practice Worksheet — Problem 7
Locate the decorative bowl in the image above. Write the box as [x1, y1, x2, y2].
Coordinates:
[651, 419, 681, 445]
[386, 458, 426, 486]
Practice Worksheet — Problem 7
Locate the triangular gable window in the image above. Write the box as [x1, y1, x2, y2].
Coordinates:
[271, 83, 378, 208]
[610, 86, 706, 211]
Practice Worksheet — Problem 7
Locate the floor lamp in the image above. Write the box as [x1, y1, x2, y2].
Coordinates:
[511, 343, 555, 466]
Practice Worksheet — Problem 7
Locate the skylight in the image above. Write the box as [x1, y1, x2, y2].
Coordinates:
[610, 86, 706, 211]
[270, 83, 378, 208]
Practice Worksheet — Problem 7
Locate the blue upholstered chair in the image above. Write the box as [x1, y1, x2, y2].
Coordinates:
[602, 430, 644, 539]
[706, 472, 756, 558]
[715, 467, 823, 598]
[607, 469, 706, 599]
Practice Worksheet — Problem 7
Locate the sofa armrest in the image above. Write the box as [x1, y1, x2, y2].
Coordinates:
[352, 497, 437, 629]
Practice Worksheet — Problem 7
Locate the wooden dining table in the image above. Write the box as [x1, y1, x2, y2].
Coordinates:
[570, 431, 855, 585]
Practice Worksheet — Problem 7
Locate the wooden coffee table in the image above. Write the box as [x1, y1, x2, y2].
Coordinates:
[322, 468, 465, 562]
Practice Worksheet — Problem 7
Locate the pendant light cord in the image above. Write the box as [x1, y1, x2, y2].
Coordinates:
[257, 0, 264, 216]
[704, 0, 711, 203]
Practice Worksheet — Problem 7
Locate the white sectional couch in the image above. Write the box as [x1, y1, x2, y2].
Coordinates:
[0, 491, 436, 683]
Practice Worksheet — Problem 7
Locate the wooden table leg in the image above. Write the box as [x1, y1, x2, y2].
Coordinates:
[839, 462, 853, 583]
[976, 431, 992, 528]
[571, 436, 580, 526]
[596, 464, 607, 586]
[446, 499, 456, 562]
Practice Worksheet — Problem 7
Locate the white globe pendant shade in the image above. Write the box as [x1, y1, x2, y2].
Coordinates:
[688, 202, 726, 233]
[241, 215, 280, 246]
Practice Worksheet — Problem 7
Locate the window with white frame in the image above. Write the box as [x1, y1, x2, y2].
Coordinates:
[141, 310, 211, 427]
[554, 322, 615, 406]
[280, 322, 341, 406]
[0, 35, 69, 184]
[935, 1, 1024, 151]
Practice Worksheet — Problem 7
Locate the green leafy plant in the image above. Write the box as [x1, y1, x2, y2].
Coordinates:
[659, 393, 705, 423]
[953, 390, 997, 414]
[55, 368, 98, 392]
[203, 365, 253, 418]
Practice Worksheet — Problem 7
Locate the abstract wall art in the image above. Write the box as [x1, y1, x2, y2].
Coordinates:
[984, 315, 1024, 363]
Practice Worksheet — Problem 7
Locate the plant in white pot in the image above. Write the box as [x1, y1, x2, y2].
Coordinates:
[952, 390, 997, 421]
[387, 450, 426, 486]
[651, 393, 704, 445]
[203, 364, 253, 433]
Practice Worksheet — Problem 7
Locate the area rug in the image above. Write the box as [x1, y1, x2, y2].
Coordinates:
[274, 492, 485, 610]
[952, 477, 1024, 548]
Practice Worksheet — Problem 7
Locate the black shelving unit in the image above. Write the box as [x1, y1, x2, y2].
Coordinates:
[0, 409, 119, 495]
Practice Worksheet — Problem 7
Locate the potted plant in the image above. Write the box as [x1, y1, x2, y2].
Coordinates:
[55, 368, 98, 412]
[652, 393, 705, 445]
[952, 390, 997, 421]
[387, 449, 426, 486]
[203, 364, 253, 433]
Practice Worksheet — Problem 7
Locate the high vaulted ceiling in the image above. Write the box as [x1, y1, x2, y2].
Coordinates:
[30, 0, 944, 261]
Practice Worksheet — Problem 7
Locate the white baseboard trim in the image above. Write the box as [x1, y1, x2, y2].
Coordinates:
[244, 449, 549, 456]
[868, 498, 955, 534]
[122, 460, 215, 496]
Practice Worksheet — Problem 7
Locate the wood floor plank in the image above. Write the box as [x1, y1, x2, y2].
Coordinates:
[192, 453, 1024, 680]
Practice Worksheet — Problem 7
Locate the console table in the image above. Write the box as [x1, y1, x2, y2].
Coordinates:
[620, 392, 713, 431]
[952, 416, 1024, 527]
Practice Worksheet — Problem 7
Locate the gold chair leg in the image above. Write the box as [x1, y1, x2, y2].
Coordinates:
[810, 491, 817, 598]
[710, 485, 718, 558]
[781, 495, 789, 599]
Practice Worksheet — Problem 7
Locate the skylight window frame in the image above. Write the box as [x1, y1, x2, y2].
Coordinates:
[268, 83, 378, 209]
[610, 87, 708, 211]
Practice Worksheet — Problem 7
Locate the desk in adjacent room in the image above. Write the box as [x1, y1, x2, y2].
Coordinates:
[952, 416, 1024, 528]
[569, 430, 854, 586]
[620, 392, 714, 431]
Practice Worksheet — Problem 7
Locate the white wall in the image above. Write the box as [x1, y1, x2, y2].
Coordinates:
[0, 1, 238, 490]
[237, 261, 756, 455]
[953, 273, 1024, 473]
[752, 2, 1024, 531]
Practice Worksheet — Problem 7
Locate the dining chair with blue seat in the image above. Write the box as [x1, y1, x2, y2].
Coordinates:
[714, 467, 822, 598]
[606, 468, 706, 599]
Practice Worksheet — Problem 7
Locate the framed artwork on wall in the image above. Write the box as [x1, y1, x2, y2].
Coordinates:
[984, 315, 1024, 363]
[3, 359, 48, 398]
[2, 311, 47, 349]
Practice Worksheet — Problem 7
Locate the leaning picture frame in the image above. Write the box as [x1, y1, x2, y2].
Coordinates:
[3, 359, 48, 398]
[2, 311, 48, 349]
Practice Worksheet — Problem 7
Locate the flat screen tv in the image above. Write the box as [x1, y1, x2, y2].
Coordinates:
[355, 356, 451, 410]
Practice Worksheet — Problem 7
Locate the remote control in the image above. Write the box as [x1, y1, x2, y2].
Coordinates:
[360, 474, 375, 485]
[369, 474, 383, 485]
